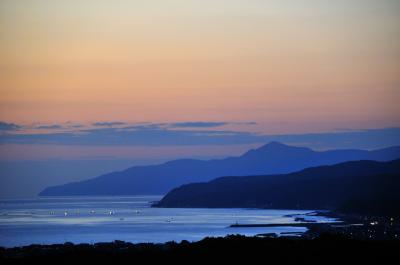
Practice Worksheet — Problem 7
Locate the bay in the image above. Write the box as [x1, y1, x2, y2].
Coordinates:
[0, 196, 336, 247]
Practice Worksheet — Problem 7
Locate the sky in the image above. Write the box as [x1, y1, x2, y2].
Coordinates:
[0, 0, 400, 197]
[1, 0, 399, 127]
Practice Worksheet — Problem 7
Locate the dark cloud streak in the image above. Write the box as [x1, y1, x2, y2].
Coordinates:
[0, 124, 399, 150]
[169, 122, 227, 128]
[0, 122, 20, 131]
[92, 121, 126, 127]
[35, 124, 63, 130]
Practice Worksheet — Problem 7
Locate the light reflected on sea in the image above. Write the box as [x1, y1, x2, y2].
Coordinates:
[0, 196, 337, 247]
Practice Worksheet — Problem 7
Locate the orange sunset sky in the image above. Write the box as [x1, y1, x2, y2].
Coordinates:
[0, 0, 400, 133]
[1, 1, 400, 199]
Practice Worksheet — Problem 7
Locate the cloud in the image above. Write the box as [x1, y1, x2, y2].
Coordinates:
[0, 126, 257, 146]
[241, 122, 257, 125]
[169, 122, 228, 128]
[0, 122, 20, 131]
[122, 123, 165, 131]
[0, 120, 399, 150]
[35, 124, 64, 130]
[0, 123, 399, 150]
[92, 121, 126, 127]
[70, 124, 84, 128]
[168, 121, 257, 128]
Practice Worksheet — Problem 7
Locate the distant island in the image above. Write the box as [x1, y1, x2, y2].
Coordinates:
[154, 159, 400, 217]
[39, 142, 400, 196]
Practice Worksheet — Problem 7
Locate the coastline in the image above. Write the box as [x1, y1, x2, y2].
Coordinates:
[2, 199, 399, 263]
[0, 211, 400, 265]
[0, 196, 334, 248]
[230, 210, 400, 240]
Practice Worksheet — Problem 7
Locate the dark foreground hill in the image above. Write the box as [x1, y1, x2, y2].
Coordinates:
[155, 160, 400, 217]
[1, 235, 400, 265]
[39, 142, 400, 196]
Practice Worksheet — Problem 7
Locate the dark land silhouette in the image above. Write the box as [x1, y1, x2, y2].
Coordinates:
[39, 142, 400, 196]
[155, 159, 400, 217]
[2, 234, 400, 265]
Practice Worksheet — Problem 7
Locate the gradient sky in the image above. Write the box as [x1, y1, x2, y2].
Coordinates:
[1, 0, 400, 197]
[1, 0, 399, 130]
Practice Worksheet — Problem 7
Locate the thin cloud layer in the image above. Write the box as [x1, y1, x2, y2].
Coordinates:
[35, 124, 64, 130]
[92, 122, 126, 127]
[0, 120, 399, 150]
[170, 122, 228, 128]
[0, 122, 20, 131]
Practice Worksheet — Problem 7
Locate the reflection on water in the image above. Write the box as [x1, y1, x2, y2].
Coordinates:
[0, 196, 336, 247]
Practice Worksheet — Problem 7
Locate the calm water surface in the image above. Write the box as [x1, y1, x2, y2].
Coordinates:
[0, 196, 336, 247]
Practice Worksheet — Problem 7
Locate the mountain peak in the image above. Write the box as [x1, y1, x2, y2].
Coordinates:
[257, 141, 308, 151]
[263, 141, 289, 148]
[39, 142, 400, 196]
[242, 142, 312, 157]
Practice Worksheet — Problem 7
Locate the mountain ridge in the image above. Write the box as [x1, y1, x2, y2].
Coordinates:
[154, 159, 400, 216]
[39, 142, 400, 196]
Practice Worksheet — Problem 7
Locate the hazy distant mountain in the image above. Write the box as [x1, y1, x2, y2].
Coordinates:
[155, 160, 400, 216]
[39, 142, 400, 196]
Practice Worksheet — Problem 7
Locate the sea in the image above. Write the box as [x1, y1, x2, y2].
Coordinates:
[0, 196, 336, 247]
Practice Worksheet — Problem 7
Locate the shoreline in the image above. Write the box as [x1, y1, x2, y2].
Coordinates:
[1, 211, 399, 263]
[2, 210, 399, 248]
[230, 210, 400, 240]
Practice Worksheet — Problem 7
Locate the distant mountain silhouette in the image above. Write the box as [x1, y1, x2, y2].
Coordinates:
[39, 142, 400, 196]
[155, 160, 400, 216]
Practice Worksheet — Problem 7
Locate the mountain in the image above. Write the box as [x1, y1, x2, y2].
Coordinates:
[39, 142, 400, 196]
[154, 160, 400, 216]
